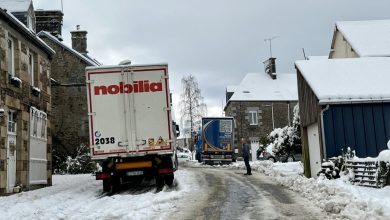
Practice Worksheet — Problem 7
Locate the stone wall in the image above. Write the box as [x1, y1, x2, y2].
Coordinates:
[41, 39, 90, 160]
[0, 22, 52, 195]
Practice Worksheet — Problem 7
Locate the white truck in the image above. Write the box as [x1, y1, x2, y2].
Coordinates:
[86, 64, 179, 192]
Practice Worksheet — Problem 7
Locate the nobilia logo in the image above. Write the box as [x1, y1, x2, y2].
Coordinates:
[94, 81, 163, 95]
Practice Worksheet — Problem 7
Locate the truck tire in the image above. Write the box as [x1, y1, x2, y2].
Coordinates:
[156, 176, 164, 188]
[103, 180, 111, 192]
[164, 174, 174, 186]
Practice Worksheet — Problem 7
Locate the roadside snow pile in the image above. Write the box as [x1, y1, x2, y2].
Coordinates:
[228, 161, 390, 219]
[0, 170, 199, 220]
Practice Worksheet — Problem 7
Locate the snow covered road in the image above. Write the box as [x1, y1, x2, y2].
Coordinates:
[174, 165, 330, 220]
[1, 161, 388, 219]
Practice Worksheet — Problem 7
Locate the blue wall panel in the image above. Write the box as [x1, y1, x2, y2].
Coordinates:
[352, 105, 367, 157]
[323, 109, 336, 158]
[342, 106, 356, 149]
[332, 107, 346, 156]
[323, 103, 390, 158]
[383, 104, 390, 142]
[373, 104, 387, 154]
[362, 105, 377, 157]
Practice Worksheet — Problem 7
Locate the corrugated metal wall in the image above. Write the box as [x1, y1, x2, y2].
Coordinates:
[323, 103, 390, 158]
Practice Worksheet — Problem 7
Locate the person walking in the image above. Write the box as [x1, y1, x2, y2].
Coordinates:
[241, 137, 252, 175]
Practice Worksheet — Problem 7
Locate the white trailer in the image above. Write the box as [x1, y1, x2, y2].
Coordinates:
[86, 64, 179, 192]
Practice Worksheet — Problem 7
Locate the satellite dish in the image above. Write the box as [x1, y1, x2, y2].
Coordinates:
[118, 60, 132, 65]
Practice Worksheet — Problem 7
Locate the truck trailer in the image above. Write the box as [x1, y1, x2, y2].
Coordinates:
[86, 64, 179, 192]
[201, 117, 234, 165]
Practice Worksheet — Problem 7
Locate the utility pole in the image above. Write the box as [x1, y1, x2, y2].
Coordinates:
[264, 36, 279, 58]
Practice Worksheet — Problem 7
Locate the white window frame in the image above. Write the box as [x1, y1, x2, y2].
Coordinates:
[40, 112, 47, 140]
[249, 111, 258, 126]
[32, 110, 38, 137]
[7, 38, 15, 76]
[28, 50, 35, 87]
[8, 111, 17, 134]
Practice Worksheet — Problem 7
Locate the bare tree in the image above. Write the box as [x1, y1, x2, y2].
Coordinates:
[179, 75, 207, 150]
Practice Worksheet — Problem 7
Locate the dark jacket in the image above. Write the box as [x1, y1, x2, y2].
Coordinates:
[242, 143, 250, 158]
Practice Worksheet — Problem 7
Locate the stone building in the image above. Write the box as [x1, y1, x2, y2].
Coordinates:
[0, 0, 35, 31]
[37, 26, 99, 171]
[0, 6, 54, 194]
[224, 71, 298, 157]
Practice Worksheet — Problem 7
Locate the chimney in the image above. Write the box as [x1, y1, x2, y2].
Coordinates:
[70, 25, 88, 54]
[263, 57, 277, 79]
[35, 10, 64, 41]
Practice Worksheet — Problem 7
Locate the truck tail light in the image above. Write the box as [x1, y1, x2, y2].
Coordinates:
[96, 172, 110, 180]
[158, 168, 173, 174]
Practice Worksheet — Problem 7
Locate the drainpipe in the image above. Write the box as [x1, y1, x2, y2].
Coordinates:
[287, 103, 291, 126]
[27, 107, 31, 191]
[271, 103, 275, 130]
[320, 105, 330, 160]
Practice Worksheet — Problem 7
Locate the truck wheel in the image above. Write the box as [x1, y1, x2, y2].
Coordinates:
[164, 174, 174, 186]
[103, 180, 111, 192]
[156, 176, 164, 188]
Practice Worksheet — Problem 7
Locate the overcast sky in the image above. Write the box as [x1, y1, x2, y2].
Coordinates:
[34, 0, 390, 119]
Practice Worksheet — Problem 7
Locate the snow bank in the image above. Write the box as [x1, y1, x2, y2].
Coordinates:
[378, 150, 390, 163]
[191, 160, 390, 219]
[0, 170, 199, 220]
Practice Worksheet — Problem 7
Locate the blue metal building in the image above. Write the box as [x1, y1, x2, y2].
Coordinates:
[323, 103, 390, 158]
[295, 57, 390, 177]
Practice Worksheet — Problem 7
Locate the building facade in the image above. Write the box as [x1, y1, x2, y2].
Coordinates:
[329, 20, 390, 58]
[225, 72, 298, 157]
[0, 7, 54, 194]
[37, 26, 99, 171]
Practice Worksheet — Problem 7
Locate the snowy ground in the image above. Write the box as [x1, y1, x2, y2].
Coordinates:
[1, 161, 389, 219]
[0, 169, 201, 220]
[227, 161, 390, 220]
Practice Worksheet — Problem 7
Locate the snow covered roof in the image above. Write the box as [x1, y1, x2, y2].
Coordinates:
[228, 73, 298, 102]
[336, 20, 390, 57]
[295, 57, 390, 104]
[38, 31, 99, 66]
[226, 85, 237, 93]
[0, 8, 55, 57]
[0, 0, 31, 12]
[307, 56, 328, 60]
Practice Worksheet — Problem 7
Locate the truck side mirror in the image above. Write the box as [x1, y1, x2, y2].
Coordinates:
[176, 124, 180, 137]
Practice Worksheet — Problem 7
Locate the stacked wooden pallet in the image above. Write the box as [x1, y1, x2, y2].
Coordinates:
[345, 159, 388, 188]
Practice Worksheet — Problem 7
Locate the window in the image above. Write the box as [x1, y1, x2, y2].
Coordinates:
[32, 111, 38, 137]
[27, 15, 33, 30]
[7, 38, 14, 76]
[28, 50, 36, 87]
[40, 113, 47, 139]
[249, 111, 258, 126]
[8, 111, 17, 134]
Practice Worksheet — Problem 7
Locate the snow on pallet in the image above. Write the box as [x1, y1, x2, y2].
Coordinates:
[345, 159, 389, 188]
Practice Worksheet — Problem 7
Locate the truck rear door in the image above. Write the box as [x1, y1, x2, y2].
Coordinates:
[86, 65, 172, 159]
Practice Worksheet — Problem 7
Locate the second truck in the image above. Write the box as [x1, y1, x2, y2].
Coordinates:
[198, 117, 235, 165]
